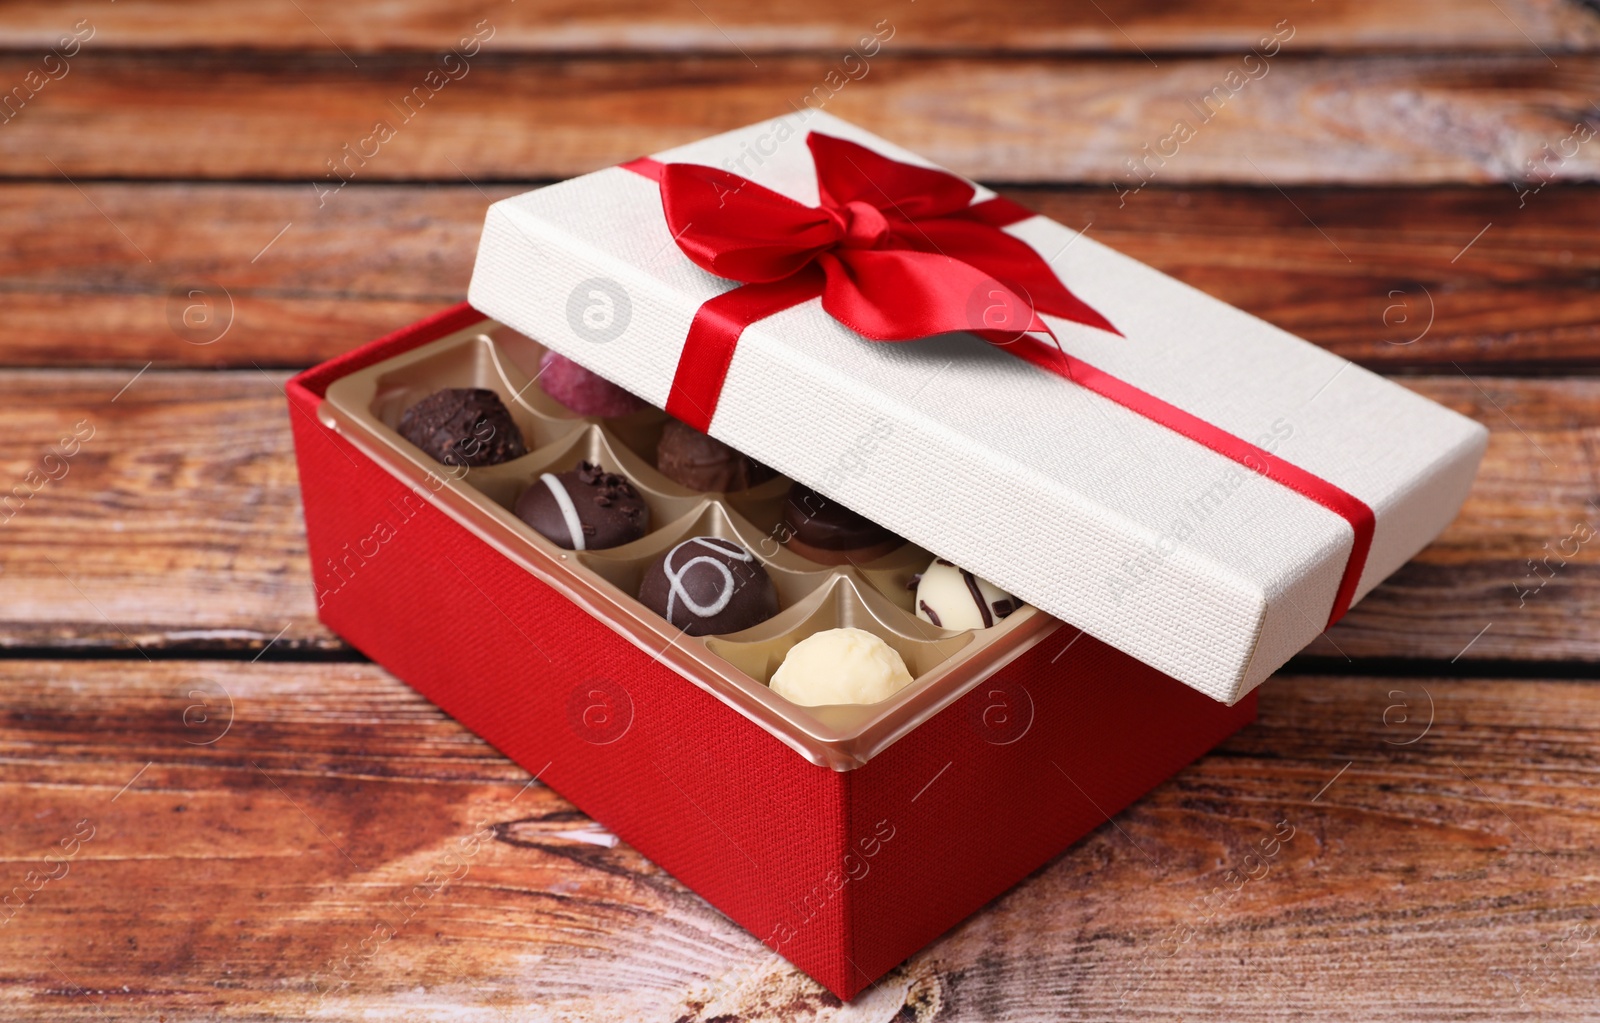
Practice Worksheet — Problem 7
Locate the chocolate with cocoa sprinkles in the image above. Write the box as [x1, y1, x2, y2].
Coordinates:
[397, 387, 528, 467]
[515, 461, 650, 551]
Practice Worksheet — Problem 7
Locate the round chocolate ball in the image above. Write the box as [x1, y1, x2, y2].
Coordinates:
[780, 483, 904, 565]
[397, 387, 527, 467]
[515, 461, 650, 550]
[655, 419, 776, 492]
[638, 536, 779, 636]
[770, 627, 915, 706]
[914, 558, 1020, 630]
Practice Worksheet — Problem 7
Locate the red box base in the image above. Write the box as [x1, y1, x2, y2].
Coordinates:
[287, 304, 1257, 999]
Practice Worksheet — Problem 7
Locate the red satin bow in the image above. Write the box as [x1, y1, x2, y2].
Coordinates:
[655, 132, 1119, 346]
[620, 134, 1375, 629]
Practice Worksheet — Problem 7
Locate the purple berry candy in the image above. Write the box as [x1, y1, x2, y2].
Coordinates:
[538, 351, 648, 418]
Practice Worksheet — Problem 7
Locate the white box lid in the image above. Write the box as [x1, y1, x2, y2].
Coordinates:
[468, 112, 1487, 705]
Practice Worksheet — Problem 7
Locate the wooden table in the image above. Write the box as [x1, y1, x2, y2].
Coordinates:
[3, 2, 1599, 1018]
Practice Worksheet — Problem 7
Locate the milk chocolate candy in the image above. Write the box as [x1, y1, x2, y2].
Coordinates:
[655, 419, 776, 492]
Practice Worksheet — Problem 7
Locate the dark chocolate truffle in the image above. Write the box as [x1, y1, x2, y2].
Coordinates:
[514, 461, 650, 550]
[638, 536, 779, 636]
[655, 419, 776, 492]
[397, 387, 527, 467]
[780, 483, 905, 565]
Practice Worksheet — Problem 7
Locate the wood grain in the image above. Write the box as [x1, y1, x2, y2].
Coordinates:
[1306, 375, 1600, 665]
[5, 53, 1600, 184]
[1, 659, 1596, 1020]
[0, 182, 501, 370]
[1, 0, 1594, 1015]
[3, 0, 1599, 53]
[6, 182, 1599, 372]
[0, 182, 502, 370]
[0, 369, 1595, 664]
[0, 369, 340, 653]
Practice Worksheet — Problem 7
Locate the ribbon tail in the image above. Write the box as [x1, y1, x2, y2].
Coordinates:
[911, 218, 1122, 338]
[619, 156, 666, 181]
[1037, 285, 1121, 338]
[1004, 334, 1374, 628]
[666, 266, 827, 432]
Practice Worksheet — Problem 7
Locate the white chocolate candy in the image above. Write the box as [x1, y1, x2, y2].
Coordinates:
[770, 628, 915, 706]
[914, 558, 1019, 631]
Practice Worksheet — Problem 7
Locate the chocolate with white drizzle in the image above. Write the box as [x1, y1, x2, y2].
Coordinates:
[639, 536, 779, 636]
[514, 461, 650, 551]
[913, 558, 1019, 631]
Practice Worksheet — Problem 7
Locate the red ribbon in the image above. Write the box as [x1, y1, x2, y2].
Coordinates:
[621, 133, 1372, 627]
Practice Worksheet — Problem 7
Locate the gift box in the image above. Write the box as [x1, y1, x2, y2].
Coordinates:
[287, 112, 1486, 999]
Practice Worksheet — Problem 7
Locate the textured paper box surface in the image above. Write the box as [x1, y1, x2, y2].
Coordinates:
[469, 112, 1487, 703]
[286, 305, 1259, 999]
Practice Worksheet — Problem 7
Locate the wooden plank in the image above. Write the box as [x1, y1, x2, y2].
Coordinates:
[1, 660, 1596, 1019]
[4, 53, 1600, 184]
[0, 370, 1595, 663]
[1307, 375, 1600, 664]
[2, 0, 1597, 54]
[6, 182, 1599, 373]
[0, 369, 343, 653]
[0, 182, 503, 369]
[1031, 186, 1600, 375]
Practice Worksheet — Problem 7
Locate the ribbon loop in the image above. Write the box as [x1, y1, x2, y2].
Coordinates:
[656, 132, 1120, 344]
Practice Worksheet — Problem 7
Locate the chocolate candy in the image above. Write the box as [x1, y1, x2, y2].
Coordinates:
[769, 627, 915, 706]
[397, 387, 527, 467]
[514, 461, 650, 551]
[780, 483, 904, 565]
[539, 351, 648, 418]
[638, 536, 779, 636]
[655, 419, 776, 492]
[914, 558, 1020, 630]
